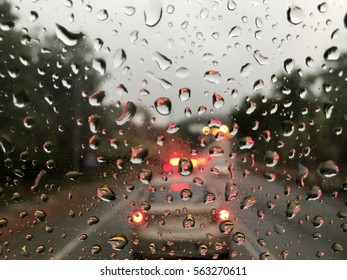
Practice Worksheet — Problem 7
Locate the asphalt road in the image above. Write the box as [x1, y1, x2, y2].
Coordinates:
[0, 165, 346, 260]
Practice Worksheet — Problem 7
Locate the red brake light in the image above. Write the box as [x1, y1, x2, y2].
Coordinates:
[132, 211, 144, 224]
[218, 209, 230, 221]
[170, 183, 190, 192]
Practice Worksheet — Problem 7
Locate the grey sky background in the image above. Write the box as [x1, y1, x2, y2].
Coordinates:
[7, 0, 347, 126]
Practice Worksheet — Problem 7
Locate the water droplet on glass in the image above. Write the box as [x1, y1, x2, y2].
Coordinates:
[154, 97, 172, 115]
[240, 196, 256, 210]
[152, 52, 172, 71]
[55, 23, 84, 46]
[209, 146, 224, 157]
[34, 210, 46, 222]
[116, 101, 137, 125]
[92, 58, 106, 75]
[29, 11, 39, 22]
[91, 245, 101, 255]
[228, 25, 241, 38]
[286, 199, 300, 219]
[287, 6, 305, 25]
[175, 67, 190, 78]
[212, 93, 224, 108]
[324, 46, 340, 61]
[282, 120, 295, 137]
[123, 6, 136, 16]
[318, 2, 328, 13]
[179, 158, 193, 176]
[232, 232, 245, 244]
[167, 123, 180, 134]
[139, 169, 152, 184]
[219, 221, 234, 234]
[239, 136, 254, 150]
[253, 50, 269, 65]
[227, 0, 237, 11]
[89, 91, 105, 106]
[264, 151, 279, 167]
[96, 9, 108, 21]
[180, 189, 192, 200]
[97, 185, 116, 202]
[144, 0, 163, 27]
[113, 48, 127, 68]
[306, 185, 322, 201]
[204, 70, 221, 84]
[130, 145, 148, 164]
[13, 89, 30, 108]
[318, 160, 339, 177]
[312, 215, 324, 228]
[108, 234, 128, 250]
[183, 214, 195, 228]
[179, 88, 191, 102]
[0, 218, 8, 228]
[332, 242, 343, 253]
[284, 58, 295, 74]
[87, 216, 100, 225]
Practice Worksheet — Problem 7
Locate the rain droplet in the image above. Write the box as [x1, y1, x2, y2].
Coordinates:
[55, 23, 84, 46]
[139, 169, 152, 184]
[219, 221, 234, 234]
[179, 157, 193, 176]
[253, 50, 269, 65]
[332, 242, 343, 253]
[113, 48, 127, 68]
[175, 67, 190, 78]
[209, 146, 224, 157]
[212, 92, 224, 108]
[116, 101, 137, 125]
[204, 70, 221, 84]
[284, 58, 295, 74]
[13, 89, 30, 108]
[306, 185, 322, 201]
[183, 214, 195, 228]
[34, 210, 46, 222]
[130, 146, 148, 164]
[123, 6, 136, 16]
[144, 0, 163, 27]
[232, 232, 245, 244]
[227, 0, 237, 11]
[324, 46, 340, 61]
[91, 245, 101, 255]
[286, 199, 300, 219]
[89, 91, 105, 106]
[228, 25, 241, 38]
[264, 151, 279, 167]
[287, 6, 305, 25]
[154, 97, 172, 115]
[180, 189, 193, 200]
[282, 120, 295, 137]
[97, 185, 116, 202]
[96, 9, 108, 21]
[318, 2, 328, 13]
[92, 58, 106, 75]
[0, 218, 8, 228]
[167, 123, 180, 134]
[108, 234, 128, 250]
[239, 136, 254, 150]
[312, 215, 324, 228]
[152, 52, 172, 71]
[179, 88, 191, 102]
[87, 216, 100, 225]
[240, 196, 256, 210]
[318, 160, 339, 177]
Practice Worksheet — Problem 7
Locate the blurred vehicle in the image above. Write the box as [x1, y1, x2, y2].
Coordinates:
[128, 154, 235, 259]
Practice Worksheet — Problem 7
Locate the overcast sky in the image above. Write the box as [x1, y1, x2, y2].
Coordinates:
[7, 0, 347, 125]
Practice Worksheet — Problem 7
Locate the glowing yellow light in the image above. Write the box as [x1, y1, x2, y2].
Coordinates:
[202, 126, 210, 135]
[219, 210, 230, 221]
[132, 211, 144, 224]
[219, 125, 229, 134]
[169, 158, 180, 166]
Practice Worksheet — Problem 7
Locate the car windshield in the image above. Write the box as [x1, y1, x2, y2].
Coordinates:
[0, 0, 346, 260]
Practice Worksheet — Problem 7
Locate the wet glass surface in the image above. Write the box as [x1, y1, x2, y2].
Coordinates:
[0, 0, 346, 260]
